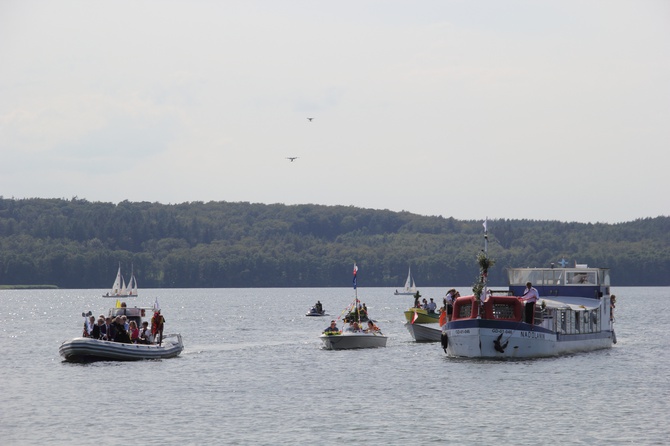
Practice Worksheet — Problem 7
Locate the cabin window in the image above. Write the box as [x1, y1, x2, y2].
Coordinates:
[590, 310, 599, 332]
[458, 304, 472, 318]
[492, 303, 516, 319]
[567, 272, 597, 284]
[542, 270, 563, 285]
[567, 311, 575, 334]
[560, 311, 566, 334]
[575, 311, 582, 333]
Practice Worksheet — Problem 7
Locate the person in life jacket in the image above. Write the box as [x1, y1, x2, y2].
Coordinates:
[151, 310, 165, 340]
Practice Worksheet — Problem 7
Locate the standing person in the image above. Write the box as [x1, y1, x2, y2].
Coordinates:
[427, 298, 437, 313]
[151, 310, 165, 345]
[445, 289, 456, 321]
[413, 291, 421, 308]
[610, 294, 616, 321]
[521, 282, 539, 324]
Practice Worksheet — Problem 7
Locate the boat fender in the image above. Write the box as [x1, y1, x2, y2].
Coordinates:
[612, 330, 617, 344]
[493, 333, 508, 353]
[440, 332, 449, 353]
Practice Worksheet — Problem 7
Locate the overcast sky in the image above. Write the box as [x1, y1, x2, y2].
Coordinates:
[1, 0, 668, 223]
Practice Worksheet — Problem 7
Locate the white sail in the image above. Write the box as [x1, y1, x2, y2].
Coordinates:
[112, 265, 122, 295]
[394, 266, 418, 295]
[127, 273, 138, 296]
[104, 263, 138, 297]
[404, 267, 412, 289]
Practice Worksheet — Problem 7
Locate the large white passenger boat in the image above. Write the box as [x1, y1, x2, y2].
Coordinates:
[442, 221, 616, 359]
[442, 265, 616, 358]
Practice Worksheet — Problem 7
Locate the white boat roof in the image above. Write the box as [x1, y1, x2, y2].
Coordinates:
[542, 295, 602, 311]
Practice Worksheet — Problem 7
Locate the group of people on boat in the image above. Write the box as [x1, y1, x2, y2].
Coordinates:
[81, 306, 164, 345]
[412, 292, 439, 313]
[322, 319, 381, 335]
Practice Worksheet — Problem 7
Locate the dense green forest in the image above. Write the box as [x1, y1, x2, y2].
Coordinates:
[0, 197, 668, 288]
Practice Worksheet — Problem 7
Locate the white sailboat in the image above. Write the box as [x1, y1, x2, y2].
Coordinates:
[394, 266, 417, 295]
[103, 263, 138, 297]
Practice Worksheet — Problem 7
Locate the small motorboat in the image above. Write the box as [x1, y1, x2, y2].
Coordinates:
[60, 302, 184, 362]
[404, 322, 441, 342]
[59, 334, 184, 362]
[403, 307, 440, 324]
[306, 307, 328, 317]
[319, 263, 387, 350]
[320, 330, 387, 350]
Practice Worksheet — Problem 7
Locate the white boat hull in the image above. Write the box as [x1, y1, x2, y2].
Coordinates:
[444, 322, 614, 358]
[59, 334, 184, 362]
[320, 332, 387, 350]
[404, 323, 441, 342]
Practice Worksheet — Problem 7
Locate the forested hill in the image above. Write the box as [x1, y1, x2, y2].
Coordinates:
[0, 197, 668, 288]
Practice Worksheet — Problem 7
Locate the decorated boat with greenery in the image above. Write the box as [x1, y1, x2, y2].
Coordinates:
[320, 263, 387, 350]
[440, 220, 616, 358]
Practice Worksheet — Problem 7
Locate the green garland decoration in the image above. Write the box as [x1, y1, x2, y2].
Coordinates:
[472, 251, 496, 301]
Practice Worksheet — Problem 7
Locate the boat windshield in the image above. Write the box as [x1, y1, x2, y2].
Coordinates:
[507, 268, 609, 286]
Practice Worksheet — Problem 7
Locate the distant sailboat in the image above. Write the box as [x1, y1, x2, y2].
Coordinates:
[103, 263, 138, 297]
[394, 267, 418, 296]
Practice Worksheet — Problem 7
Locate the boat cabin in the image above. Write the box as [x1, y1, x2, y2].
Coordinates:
[107, 306, 148, 328]
[507, 265, 610, 299]
[450, 264, 613, 333]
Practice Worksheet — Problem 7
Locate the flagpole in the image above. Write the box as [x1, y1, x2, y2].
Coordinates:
[483, 217, 488, 298]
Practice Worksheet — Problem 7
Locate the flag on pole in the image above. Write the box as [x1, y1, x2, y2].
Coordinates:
[353, 263, 358, 289]
[483, 217, 488, 232]
[411, 311, 419, 324]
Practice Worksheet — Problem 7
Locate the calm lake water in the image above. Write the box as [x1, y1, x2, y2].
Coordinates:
[0, 286, 668, 445]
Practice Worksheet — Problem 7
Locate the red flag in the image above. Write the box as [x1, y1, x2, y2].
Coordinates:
[439, 311, 447, 327]
[411, 311, 419, 324]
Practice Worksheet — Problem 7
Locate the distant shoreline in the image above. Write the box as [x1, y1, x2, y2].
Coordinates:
[0, 285, 59, 290]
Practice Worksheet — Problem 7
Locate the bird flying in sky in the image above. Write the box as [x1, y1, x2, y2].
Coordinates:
[286, 157, 299, 162]
[307, 117, 313, 122]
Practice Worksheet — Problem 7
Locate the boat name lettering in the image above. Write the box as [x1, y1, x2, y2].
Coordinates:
[455, 329, 470, 334]
[520, 331, 546, 339]
[491, 329, 513, 334]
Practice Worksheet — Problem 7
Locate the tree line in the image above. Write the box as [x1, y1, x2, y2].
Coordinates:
[0, 197, 668, 288]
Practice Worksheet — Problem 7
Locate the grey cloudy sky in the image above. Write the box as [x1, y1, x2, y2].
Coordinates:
[1, 0, 668, 223]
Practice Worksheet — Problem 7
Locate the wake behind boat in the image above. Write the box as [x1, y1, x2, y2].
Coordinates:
[441, 221, 616, 359]
[320, 263, 387, 350]
[60, 302, 183, 362]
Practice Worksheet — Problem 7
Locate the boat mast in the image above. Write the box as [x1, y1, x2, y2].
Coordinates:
[353, 262, 359, 320]
[483, 217, 488, 299]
